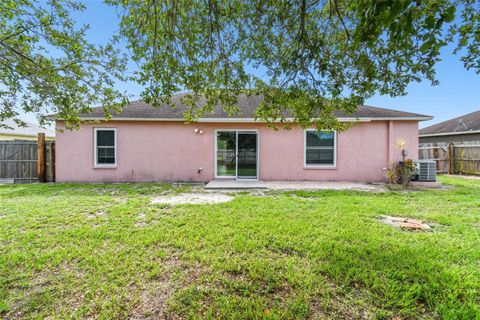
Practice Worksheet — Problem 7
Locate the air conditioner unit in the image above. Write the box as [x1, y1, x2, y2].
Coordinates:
[414, 160, 436, 182]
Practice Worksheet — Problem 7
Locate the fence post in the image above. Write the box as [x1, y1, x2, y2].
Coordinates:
[50, 142, 55, 182]
[37, 133, 46, 182]
[45, 141, 55, 182]
[447, 142, 454, 175]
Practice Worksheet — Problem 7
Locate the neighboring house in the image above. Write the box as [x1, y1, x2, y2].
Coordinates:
[0, 119, 55, 140]
[419, 110, 480, 144]
[55, 94, 432, 182]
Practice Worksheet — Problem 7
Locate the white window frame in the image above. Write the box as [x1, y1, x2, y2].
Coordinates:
[304, 129, 337, 169]
[94, 128, 117, 168]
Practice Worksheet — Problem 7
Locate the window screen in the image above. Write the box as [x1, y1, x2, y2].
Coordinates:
[305, 131, 335, 166]
[95, 129, 116, 165]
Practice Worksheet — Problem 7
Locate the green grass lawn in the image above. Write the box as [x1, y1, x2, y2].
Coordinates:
[0, 176, 479, 319]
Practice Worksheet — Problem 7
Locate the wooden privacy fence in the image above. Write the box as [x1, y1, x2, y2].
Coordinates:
[453, 143, 480, 175]
[0, 133, 55, 183]
[419, 141, 480, 175]
[418, 143, 449, 173]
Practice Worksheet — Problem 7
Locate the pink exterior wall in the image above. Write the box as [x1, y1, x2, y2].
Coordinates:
[55, 120, 419, 182]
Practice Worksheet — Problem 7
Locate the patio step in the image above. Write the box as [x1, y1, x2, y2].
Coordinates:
[205, 180, 267, 189]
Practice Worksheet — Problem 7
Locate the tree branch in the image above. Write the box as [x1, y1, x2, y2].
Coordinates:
[332, 0, 350, 40]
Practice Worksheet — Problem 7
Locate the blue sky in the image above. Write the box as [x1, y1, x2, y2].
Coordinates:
[23, 1, 480, 128]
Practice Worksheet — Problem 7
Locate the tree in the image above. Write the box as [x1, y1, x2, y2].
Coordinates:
[1, 0, 479, 130]
[108, 0, 479, 130]
[0, 0, 127, 129]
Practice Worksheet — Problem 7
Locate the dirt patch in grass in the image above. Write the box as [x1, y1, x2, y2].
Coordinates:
[128, 252, 211, 320]
[128, 254, 182, 319]
[151, 193, 233, 205]
[87, 210, 106, 219]
[309, 292, 374, 319]
[3, 262, 88, 319]
[216, 268, 376, 319]
[134, 222, 149, 228]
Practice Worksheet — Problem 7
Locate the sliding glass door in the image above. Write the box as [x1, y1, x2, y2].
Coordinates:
[237, 132, 257, 179]
[216, 130, 258, 180]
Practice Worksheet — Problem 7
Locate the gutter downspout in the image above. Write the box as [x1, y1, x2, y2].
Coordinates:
[387, 120, 394, 166]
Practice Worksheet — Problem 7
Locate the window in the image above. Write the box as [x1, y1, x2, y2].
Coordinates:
[94, 128, 116, 166]
[304, 130, 336, 167]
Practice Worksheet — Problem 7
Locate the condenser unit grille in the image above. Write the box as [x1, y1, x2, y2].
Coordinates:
[416, 161, 436, 182]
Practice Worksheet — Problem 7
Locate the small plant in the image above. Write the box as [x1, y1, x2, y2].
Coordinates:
[396, 159, 416, 188]
[385, 167, 398, 185]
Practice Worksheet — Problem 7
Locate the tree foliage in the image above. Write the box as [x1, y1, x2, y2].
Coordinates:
[0, 0, 479, 129]
[107, 0, 479, 130]
[0, 0, 127, 129]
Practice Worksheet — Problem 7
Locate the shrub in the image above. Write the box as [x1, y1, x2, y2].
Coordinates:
[396, 159, 416, 188]
[385, 160, 416, 188]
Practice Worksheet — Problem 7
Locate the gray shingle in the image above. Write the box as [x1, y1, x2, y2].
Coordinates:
[420, 110, 480, 135]
[0, 119, 55, 137]
[76, 94, 431, 120]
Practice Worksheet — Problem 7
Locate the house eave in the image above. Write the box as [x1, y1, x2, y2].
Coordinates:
[56, 116, 432, 123]
[0, 132, 55, 138]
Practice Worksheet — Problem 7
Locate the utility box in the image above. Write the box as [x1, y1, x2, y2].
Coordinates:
[414, 160, 436, 182]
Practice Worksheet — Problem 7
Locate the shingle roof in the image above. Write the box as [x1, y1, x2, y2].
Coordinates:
[0, 119, 55, 137]
[76, 94, 431, 121]
[419, 110, 480, 136]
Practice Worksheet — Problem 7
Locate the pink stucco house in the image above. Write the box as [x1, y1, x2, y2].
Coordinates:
[55, 94, 432, 182]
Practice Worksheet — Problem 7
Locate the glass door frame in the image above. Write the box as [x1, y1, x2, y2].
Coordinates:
[214, 129, 259, 181]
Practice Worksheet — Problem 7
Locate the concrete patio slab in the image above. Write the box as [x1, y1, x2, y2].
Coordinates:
[205, 179, 384, 192]
[265, 181, 384, 192]
[205, 179, 268, 189]
[152, 193, 234, 205]
[409, 181, 445, 189]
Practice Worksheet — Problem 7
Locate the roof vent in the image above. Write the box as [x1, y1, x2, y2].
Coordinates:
[454, 118, 469, 132]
